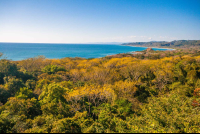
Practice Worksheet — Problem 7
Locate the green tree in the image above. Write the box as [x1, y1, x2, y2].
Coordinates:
[51, 118, 81, 133]
[42, 65, 66, 74]
[15, 87, 34, 99]
[0, 60, 19, 84]
[39, 83, 70, 117]
[4, 76, 25, 96]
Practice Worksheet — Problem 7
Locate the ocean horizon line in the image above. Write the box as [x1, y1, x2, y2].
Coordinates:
[0, 42, 125, 45]
[1, 39, 198, 44]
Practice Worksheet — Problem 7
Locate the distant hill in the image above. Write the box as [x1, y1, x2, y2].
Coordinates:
[121, 40, 200, 48]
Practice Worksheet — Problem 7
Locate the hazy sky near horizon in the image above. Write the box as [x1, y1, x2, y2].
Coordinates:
[0, 0, 200, 43]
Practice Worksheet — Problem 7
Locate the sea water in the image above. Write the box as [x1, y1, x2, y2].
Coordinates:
[0, 43, 171, 61]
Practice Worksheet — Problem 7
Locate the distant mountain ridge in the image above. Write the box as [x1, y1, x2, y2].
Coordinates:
[122, 40, 200, 48]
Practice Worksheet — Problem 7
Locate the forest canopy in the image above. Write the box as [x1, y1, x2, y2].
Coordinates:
[0, 46, 200, 133]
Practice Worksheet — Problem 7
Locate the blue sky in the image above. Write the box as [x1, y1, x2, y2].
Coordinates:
[0, 0, 200, 43]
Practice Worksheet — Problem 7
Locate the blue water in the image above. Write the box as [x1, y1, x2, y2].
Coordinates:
[0, 43, 171, 61]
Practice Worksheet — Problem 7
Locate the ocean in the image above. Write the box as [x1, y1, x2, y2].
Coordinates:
[0, 43, 171, 61]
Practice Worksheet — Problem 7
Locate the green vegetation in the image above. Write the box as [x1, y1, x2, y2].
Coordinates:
[0, 46, 200, 133]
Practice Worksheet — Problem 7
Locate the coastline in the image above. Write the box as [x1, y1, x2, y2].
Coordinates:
[104, 44, 177, 57]
[123, 44, 176, 50]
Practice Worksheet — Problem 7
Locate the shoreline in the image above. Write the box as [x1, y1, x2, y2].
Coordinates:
[123, 44, 176, 50]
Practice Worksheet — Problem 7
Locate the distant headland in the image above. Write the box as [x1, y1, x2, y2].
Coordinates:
[121, 40, 200, 49]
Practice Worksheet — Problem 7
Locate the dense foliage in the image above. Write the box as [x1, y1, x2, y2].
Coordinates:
[0, 48, 200, 133]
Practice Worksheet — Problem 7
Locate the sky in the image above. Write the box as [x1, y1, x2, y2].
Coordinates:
[0, 0, 200, 43]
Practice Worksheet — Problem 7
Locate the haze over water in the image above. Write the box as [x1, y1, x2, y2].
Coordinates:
[0, 43, 170, 61]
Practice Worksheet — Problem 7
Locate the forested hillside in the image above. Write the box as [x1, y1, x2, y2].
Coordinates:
[122, 40, 200, 48]
[0, 49, 200, 133]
